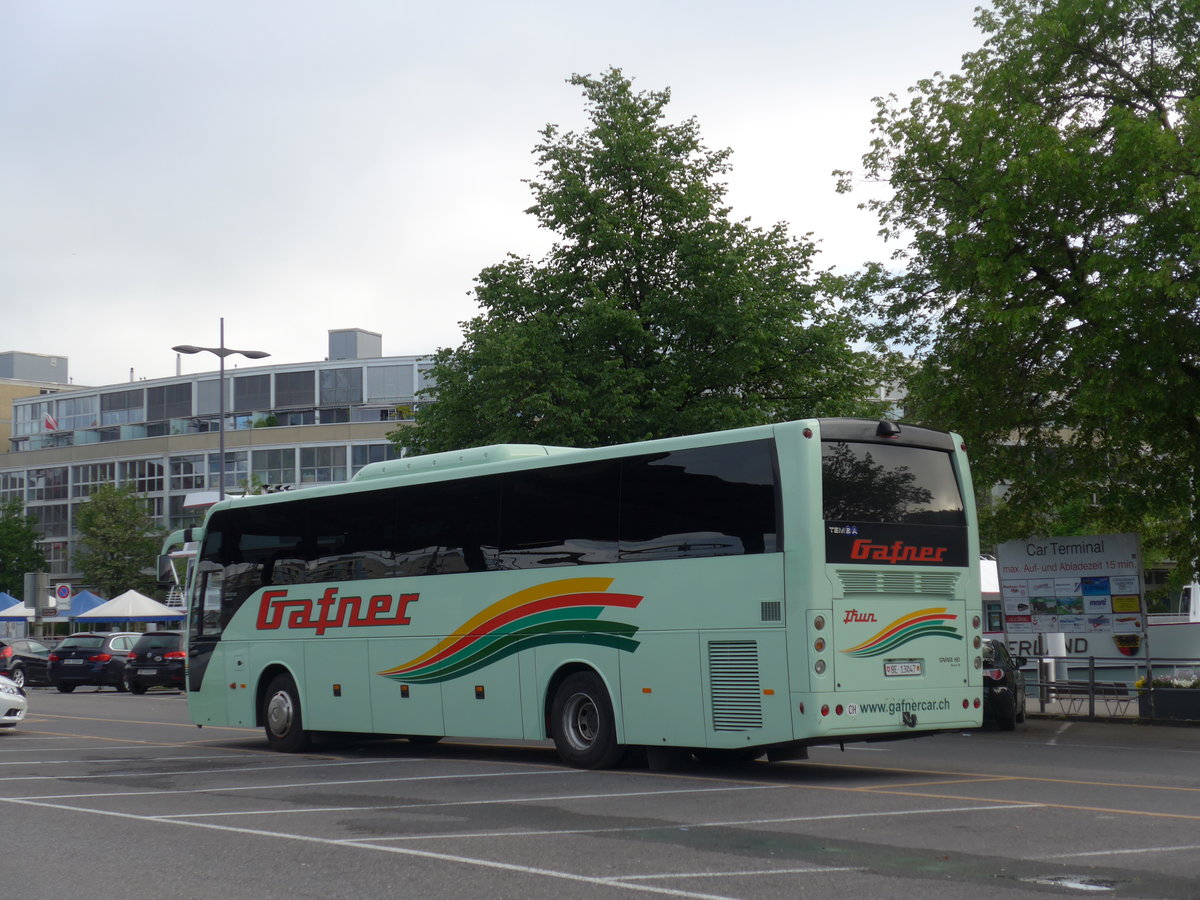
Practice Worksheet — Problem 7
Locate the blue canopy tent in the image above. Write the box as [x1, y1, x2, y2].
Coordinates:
[67, 590, 108, 617]
[0, 593, 36, 623]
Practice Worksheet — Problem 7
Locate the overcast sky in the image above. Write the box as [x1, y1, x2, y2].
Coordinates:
[2, 0, 985, 388]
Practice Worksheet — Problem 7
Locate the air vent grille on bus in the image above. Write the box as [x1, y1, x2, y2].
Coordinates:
[760, 601, 782, 622]
[836, 571, 961, 596]
[708, 640, 763, 731]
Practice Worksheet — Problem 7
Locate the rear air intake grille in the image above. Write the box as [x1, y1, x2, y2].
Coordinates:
[837, 570, 960, 596]
[760, 600, 782, 622]
[708, 640, 763, 731]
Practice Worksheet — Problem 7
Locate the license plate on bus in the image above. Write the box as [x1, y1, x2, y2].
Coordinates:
[884, 660, 922, 677]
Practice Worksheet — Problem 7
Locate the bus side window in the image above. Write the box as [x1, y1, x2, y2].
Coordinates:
[619, 440, 778, 561]
[498, 460, 620, 568]
[394, 477, 501, 576]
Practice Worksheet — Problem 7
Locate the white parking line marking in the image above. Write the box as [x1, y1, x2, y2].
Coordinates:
[151, 784, 775, 819]
[1036, 844, 1200, 859]
[0, 754, 248, 766]
[343, 803, 1043, 843]
[1, 796, 750, 900]
[0, 757, 421, 782]
[1046, 722, 1072, 745]
[608, 866, 861, 881]
[16, 767, 581, 800]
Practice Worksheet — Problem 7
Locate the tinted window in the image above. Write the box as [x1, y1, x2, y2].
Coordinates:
[307, 491, 398, 582]
[394, 476, 501, 576]
[821, 441, 965, 526]
[134, 633, 181, 652]
[620, 441, 779, 560]
[498, 460, 620, 568]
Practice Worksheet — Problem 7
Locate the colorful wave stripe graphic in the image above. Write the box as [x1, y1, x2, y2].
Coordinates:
[377, 577, 643, 684]
[841, 607, 961, 658]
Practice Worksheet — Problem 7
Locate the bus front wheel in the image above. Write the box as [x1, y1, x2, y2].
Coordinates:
[263, 673, 311, 753]
[550, 671, 622, 769]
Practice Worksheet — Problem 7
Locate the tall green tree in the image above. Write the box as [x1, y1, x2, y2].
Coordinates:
[74, 483, 163, 599]
[396, 69, 895, 454]
[840, 0, 1200, 570]
[0, 499, 47, 598]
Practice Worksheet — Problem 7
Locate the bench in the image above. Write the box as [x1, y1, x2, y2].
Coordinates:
[1050, 681, 1134, 716]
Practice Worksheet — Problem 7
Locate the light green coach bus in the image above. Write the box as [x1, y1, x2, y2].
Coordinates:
[171, 418, 984, 768]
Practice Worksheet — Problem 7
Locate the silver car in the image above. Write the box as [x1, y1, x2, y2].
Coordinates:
[0, 674, 28, 728]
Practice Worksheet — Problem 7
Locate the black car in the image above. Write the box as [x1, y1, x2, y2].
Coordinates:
[0, 638, 51, 688]
[124, 631, 186, 694]
[982, 638, 1027, 730]
[47, 632, 139, 692]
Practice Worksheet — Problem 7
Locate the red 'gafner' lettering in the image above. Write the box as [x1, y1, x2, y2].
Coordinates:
[849, 539, 948, 565]
[256, 588, 419, 635]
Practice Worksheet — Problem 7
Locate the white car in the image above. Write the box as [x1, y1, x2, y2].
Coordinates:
[0, 674, 28, 728]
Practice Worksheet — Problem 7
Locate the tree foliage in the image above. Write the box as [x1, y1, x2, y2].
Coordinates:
[841, 0, 1200, 570]
[396, 69, 895, 454]
[73, 483, 163, 599]
[0, 499, 47, 598]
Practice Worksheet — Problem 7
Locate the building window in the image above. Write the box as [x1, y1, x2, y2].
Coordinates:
[146, 383, 192, 420]
[58, 395, 98, 430]
[33, 503, 69, 538]
[119, 459, 164, 493]
[351, 443, 399, 474]
[232, 373, 271, 412]
[43, 540, 70, 577]
[319, 367, 362, 404]
[170, 455, 207, 491]
[300, 446, 346, 483]
[0, 472, 25, 501]
[275, 370, 315, 407]
[252, 448, 296, 486]
[100, 388, 145, 425]
[367, 365, 413, 401]
[168, 494, 205, 530]
[72, 462, 116, 498]
[28, 467, 69, 501]
[209, 451, 248, 494]
[195, 379, 220, 416]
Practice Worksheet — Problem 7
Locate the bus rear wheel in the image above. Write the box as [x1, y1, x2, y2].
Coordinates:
[263, 673, 311, 752]
[550, 671, 622, 770]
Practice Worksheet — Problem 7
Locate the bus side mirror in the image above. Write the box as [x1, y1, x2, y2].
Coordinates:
[157, 555, 178, 586]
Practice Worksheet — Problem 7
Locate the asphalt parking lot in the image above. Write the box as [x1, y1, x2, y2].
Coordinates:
[4, 688, 1200, 900]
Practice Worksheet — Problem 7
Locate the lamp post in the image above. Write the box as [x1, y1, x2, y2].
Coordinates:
[173, 318, 270, 500]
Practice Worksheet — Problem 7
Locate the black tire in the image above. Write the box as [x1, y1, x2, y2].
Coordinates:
[550, 671, 623, 769]
[997, 694, 1018, 731]
[1015, 689, 1026, 724]
[127, 680, 148, 695]
[9, 666, 25, 689]
[56, 684, 75, 693]
[262, 673, 310, 752]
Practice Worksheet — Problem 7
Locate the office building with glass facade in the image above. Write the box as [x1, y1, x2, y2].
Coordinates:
[0, 331, 430, 580]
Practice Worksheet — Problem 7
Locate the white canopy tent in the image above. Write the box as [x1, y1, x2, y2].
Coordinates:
[74, 589, 184, 623]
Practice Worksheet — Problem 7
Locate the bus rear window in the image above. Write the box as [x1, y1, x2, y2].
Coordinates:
[821, 441, 965, 527]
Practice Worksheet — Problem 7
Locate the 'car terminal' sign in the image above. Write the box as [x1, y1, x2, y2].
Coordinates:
[995, 534, 1145, 647]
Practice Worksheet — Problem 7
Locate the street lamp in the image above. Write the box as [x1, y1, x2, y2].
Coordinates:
[173, 317, 270, 500]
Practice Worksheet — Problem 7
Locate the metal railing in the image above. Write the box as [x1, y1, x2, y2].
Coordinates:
[1023, 655, 1199, 719]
